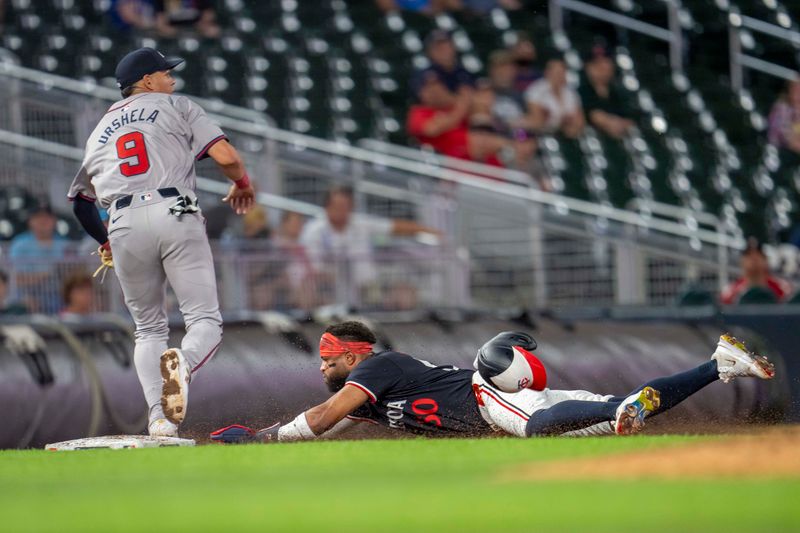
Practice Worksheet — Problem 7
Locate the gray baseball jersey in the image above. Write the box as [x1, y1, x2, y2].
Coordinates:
[68, 92, 226, 208]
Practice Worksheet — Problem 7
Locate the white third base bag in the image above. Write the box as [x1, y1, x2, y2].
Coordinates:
[45, 435, 195, 451]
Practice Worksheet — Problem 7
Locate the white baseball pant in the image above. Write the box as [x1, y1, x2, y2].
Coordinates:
[471, 372, 615, 437]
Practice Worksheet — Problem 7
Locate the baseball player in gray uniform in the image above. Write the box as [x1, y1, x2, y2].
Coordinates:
[69, 47, 256, 437]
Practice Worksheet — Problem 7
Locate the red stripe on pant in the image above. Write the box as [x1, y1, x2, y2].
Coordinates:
[191, 339, 222, 374]
[479, 386, 530, 421]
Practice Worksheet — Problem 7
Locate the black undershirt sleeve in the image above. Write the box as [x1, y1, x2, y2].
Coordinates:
[72, 196, 108, 246]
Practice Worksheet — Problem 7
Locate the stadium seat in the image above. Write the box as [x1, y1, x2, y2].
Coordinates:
[736, 286, 779, 305]
[0, 0, 797, 240]
[676, 286, 715, 307]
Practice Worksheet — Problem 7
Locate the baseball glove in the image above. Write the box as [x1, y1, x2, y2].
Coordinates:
[93, 241, 114, 282]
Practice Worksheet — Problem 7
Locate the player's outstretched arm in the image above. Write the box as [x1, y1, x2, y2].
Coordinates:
[208, 139, 255, 215]
[304, 385, 369, 435]
[210, 385, 369, 444]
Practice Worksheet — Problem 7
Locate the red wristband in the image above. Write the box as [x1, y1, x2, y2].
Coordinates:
[234, 173, 251, 189]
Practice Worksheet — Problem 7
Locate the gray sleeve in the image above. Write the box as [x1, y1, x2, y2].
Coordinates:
[172, 95, 227, 160]
[66, 164, 96, 202]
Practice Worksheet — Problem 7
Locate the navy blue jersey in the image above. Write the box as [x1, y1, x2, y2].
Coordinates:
[345, 351, 491, 435]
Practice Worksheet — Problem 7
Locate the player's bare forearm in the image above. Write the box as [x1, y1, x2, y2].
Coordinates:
[304, 385, 369, 435]
[208, 139, 246, 181]
[210, 140, 256, 214]
[391, 219, 441, 239]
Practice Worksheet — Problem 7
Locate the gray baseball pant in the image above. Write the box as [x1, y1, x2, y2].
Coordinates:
[107, 189, 223, 424]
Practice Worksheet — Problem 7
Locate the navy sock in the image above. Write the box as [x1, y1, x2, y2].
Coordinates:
[609, 360, 720, 417]
[525, 400, 618, 436]
[525, 361, 720, 437]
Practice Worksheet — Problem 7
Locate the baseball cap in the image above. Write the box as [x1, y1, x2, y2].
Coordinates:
[410, 67, 447, 98]
[582, 44, 611, 63]
[425, 29, 452, 48]
[489, 50, 514, 67]
[115, 47, 184, 90]
[29, 201, 54, 217]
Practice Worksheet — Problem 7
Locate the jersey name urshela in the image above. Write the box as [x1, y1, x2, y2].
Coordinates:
[98, 108, 160, 145]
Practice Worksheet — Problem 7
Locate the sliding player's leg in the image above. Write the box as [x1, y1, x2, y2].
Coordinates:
[525, 334, 776, 437]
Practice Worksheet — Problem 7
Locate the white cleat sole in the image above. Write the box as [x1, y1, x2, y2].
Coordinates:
[714, 334, 776, 383]
[160, 349, 189, 425]
[615, 386, 661, 436]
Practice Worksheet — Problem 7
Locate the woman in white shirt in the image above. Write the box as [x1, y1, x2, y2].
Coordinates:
[525, 58, 585, 138]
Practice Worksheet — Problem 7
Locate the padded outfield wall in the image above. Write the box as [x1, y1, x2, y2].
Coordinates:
[0, 310, 793, 449]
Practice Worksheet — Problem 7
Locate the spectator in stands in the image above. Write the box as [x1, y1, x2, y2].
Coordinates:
[60, 272, 95, 319]
[509, 32, 541, 93]
[230, 205, 277, 309]
[9, 203, 70, 314]
[470, 78, 538, 176]
[525, 58, 585, 138]
[580, 45, 635, 139]
[375, 0, 463, 16]
[488, 50, 528, 130]
[767, 78, 800, 155]
[270, 211, 325, 311]
[241, 205, 272, 241]
[469, 78, 506, 133]
[0, 270, 28, 315]
[154, 0, 220, 38]
[720, 239, 792, 305]
[407, 68, 520, 167]
[108, 0, 156, 33]
[461, 0, 522, 14]
[414, 29, 475, 94]
[300, 186, 439, 306]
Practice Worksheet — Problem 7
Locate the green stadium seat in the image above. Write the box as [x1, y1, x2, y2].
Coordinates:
[736, 286, 779, 305]
[676, 285, 715, 307]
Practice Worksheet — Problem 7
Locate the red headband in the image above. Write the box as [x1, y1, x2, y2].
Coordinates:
[319, 332, 374, 358]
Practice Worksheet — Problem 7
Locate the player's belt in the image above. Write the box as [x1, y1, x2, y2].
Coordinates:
[114, 187, 181, 210]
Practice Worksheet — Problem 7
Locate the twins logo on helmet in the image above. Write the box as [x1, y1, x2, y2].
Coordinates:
[475, 331, 547, 393]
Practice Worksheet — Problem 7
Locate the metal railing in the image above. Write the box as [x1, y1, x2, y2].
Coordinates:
[0, 60, 742, 248]
[728, 12, 800, 91]
[357, 138, 533, 185]
[549, 0, 685, 72]
[0, 60, 748, 308]
[0, 248, 468, 316]
[0, 129, 740, 309]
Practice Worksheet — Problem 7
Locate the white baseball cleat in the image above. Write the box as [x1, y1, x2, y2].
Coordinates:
[614, 386, 661, 436]
[160, 348, 190, 425]
[712, 334, 775, 383]
[148, 418, 179, 438]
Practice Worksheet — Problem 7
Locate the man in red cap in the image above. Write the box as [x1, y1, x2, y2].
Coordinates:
[212, 321, 775, 442]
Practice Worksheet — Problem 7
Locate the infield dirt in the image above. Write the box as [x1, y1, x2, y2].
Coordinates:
[506, 425, 800, 481]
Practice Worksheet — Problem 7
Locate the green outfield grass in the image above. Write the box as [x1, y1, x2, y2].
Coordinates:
[0, 435, 797, 532]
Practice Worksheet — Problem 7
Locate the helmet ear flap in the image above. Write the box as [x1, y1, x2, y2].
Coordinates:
[513, 332, 537, 351]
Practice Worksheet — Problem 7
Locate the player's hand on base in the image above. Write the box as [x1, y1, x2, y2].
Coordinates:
[222, 183, 255, 215]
